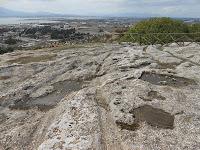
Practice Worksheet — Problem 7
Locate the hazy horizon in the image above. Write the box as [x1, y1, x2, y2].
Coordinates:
[0, 0, 200, 18]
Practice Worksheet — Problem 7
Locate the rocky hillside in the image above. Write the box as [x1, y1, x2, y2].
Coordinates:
[0, 43, 200, 150]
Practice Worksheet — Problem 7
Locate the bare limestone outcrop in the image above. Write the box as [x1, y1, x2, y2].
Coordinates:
[0, 43, 200, 150]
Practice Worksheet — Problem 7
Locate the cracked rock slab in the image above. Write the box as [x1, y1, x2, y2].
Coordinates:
[0, 43, 200, 150]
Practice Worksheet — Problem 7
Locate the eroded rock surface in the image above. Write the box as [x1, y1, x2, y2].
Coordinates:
[0, 43, 200, 150]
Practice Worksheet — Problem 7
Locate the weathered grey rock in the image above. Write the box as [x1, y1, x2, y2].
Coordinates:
[0, 43, 200, 150]
[30, 86, 54, 98]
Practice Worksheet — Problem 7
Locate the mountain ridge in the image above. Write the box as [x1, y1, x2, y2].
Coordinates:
[0, 7, 155, 18]
[0, 7, 64, 17]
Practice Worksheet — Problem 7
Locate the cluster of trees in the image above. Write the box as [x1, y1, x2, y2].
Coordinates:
[0, 47, 14, 54]
[22, 26, 88, 41]
[21, 26, 54, 36]
[50, 29, 89, 42]
[121, 17, 200, 45]
[0, 28, 9, 34]
[51, 28, 75, 39]
[5, 37, 18, 45]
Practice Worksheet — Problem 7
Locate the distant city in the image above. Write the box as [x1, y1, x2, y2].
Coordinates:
[0, 6, 200, 54]
[0, 16, 141, 53]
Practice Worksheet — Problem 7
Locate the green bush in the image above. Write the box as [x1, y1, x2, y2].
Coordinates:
[0, 47, 14, 54]
[5, 37, 18, 45]
[121, 17, 190, 44]
[189, 23, 200, 33]
[188, 23, 200, 42]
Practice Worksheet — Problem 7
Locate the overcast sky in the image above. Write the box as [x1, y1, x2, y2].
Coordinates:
[0, 0, 200, 17]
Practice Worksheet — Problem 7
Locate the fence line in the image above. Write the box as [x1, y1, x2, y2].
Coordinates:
[108, 32, 200, 46]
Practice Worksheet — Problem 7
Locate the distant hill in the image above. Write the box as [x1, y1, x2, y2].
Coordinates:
[0, 7, 158, 18]
[0, 7, 63, 17]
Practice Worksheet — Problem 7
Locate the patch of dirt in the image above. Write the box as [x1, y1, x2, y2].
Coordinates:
[9, 80, 84, 111]
[116, 120, 140, 131]
[139, 72, 196, 87]
[130, 105, 174, 129]
[0, 76, 10, 80]
[7, 54, 57, 64]
[140, 90, 166, 101]
[156, 62, 178, 69]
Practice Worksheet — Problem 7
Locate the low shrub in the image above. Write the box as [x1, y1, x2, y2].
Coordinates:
[0, 47, 14, 54]
[5, 37, 18, 45]
[121, 17, 198, 45]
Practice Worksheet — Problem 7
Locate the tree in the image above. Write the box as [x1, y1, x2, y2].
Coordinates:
[5, 37, 17, 45]
[121, 17, 189, 44]
[0, 47, 14, 54]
